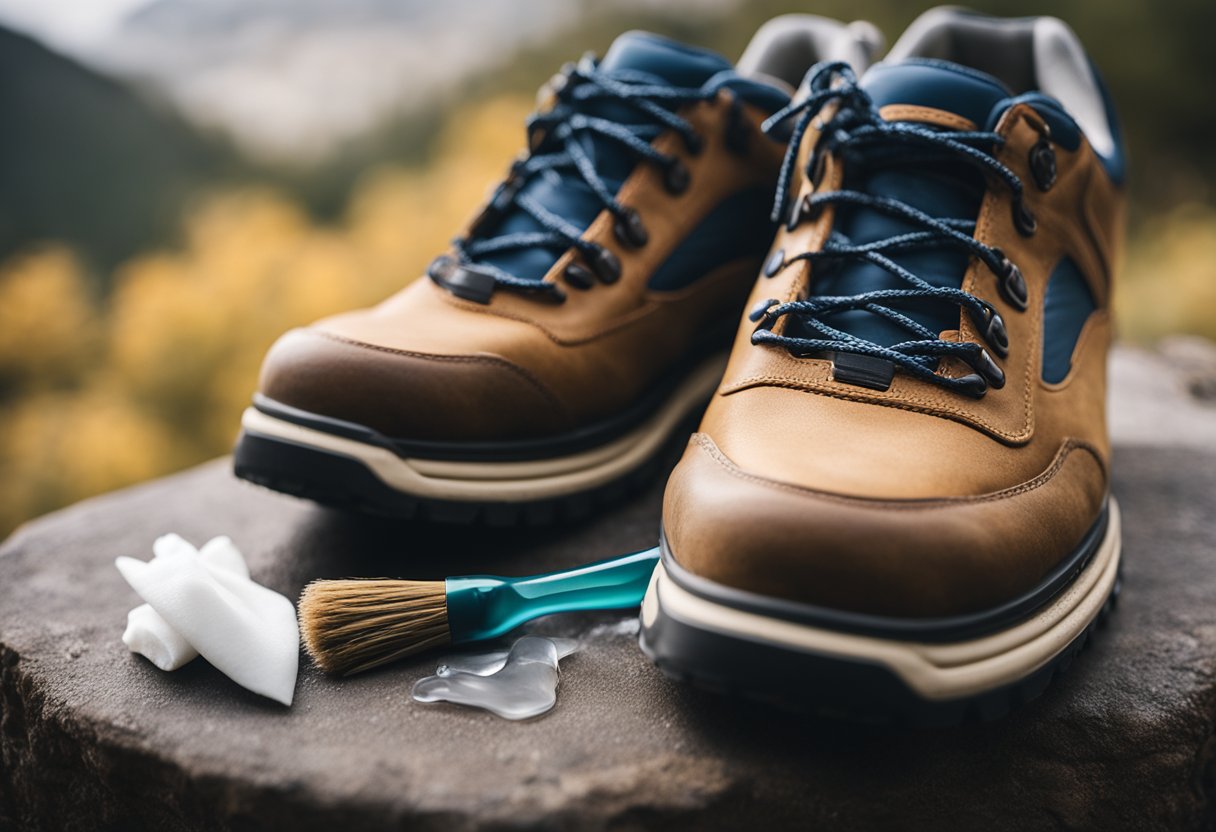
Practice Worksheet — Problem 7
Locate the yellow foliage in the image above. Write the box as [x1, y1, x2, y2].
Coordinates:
[0, 95, 532, 537]
[0, 387, 179, 533]
[1117, 204, 1216, 342]
[0, 246, 98, 391]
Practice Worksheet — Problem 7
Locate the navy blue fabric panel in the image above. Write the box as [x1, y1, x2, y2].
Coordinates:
[815, 163, 982, 345]
[1041, 258, 1096, 384]
[478, 32, 788, 284]
[800, 60, 1007, 346]
[600, 31, 732, 87]
[986, 70, 1126, 185]
[647, 186, 776, 291]
[717, 74, 792, 113]
[863, 59, 1012, 126]
[990, 92, 1083, 151]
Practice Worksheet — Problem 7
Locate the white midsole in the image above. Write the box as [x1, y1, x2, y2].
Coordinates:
[642, 498, 1121, 701]
[240, 352, 728, 503]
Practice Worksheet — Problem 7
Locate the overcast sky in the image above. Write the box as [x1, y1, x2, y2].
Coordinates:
[0, 0, 152, 52]
[0, 0, 740, 161]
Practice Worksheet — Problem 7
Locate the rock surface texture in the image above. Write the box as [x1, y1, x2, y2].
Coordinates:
[2, 342, 1216, 831]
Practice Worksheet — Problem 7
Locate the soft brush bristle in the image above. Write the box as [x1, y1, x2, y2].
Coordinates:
[298, 579, 451, 676]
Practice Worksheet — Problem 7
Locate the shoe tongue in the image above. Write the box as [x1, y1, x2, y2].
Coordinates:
[475, 33, 731, 285]
[805, 61, 1010, 349]
[599, 31, 733, 87]
[860, 59, 1012, 126]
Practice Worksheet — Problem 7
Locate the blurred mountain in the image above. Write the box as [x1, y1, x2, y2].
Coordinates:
[0, 0, 738, 264]
[0, 25, 238, 272]
[82, 0, 735, 163]
[92, 0, 583, 162]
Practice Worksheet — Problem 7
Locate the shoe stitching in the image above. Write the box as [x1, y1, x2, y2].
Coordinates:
[690, 431, 1107, 510]
[436, 99, 776, 346]
[719, 363, 1034, 443]
[877, 104, 976, 132]
[1039, 310, 1109, 392]
[756, 71, 1036, 399]
[736, 113, 1048, 443]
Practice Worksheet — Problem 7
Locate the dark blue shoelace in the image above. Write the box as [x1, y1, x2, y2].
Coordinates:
[436, 57, 729, 303]
[753, 62, 1029, 397]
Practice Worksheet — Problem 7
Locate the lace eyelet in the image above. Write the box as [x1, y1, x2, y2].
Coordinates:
[589, 246, 621, 284]
[967, 300, 1009, 357]
[748, 298, 780, 335]
[664, 160, 690, 195]
[748, 297, 779, 323]
[684, 132, 704, 156]
[1012, 197, 1037, 236]
[971, 348, 1005, 389]
[1029, 138, 1057, 191]
[763, 249, 785, 278]
[613, 207, 648, 248]
[993, 251, 1029, 311]
[808, 149, 829, 191]
[564, 262, 595, 290]
[536, 61, 577, 109]
[427, 255, 456, 280]
[786, 194, 819, 231]
[724, 100, 750, 156]
[955, 373, 989, 398]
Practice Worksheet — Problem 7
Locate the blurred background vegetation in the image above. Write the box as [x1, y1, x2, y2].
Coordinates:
[0, 0, 1213, 537]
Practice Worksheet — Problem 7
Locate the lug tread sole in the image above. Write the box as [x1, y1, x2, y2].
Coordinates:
[232, 429, 676, 527]
[641, 575, 1121, 727]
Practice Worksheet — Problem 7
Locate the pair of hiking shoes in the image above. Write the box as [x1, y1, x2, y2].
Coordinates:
[235, 8, 1126, 723]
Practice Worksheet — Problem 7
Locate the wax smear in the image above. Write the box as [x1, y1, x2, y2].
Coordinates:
[116, 534, 299, 706]
[411, 636, 579, 720]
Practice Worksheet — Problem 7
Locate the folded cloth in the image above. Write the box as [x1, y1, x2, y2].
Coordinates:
[122, 535, 250, 671]
[116, 534, 299, 706]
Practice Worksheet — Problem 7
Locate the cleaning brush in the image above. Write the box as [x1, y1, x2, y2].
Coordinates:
[299, 547, 659, 675]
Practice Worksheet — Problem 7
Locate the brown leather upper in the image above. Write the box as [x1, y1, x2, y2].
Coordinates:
[662, 101, 1125, 618]
[258, 92, 788, 441]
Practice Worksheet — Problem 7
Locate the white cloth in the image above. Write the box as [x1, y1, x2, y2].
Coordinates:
[117, 534, 299, 706]
[121, 535, 250, 672]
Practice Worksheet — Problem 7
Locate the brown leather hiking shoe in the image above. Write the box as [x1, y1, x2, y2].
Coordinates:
[640, 9, 1126, 722]
[233, 20, 881, 524]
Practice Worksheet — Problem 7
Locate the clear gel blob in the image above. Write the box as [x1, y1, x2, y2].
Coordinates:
[411, 635, 579, 720]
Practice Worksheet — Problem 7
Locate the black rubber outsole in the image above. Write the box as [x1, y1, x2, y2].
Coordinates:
[639, 571, 1122, 727]
[232, 420, 688, 527]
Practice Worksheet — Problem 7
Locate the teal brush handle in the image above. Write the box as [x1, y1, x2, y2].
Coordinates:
[444, 547, 659, 644]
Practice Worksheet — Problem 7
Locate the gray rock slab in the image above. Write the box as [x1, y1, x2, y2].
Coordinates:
[2, 347, 1216, 831]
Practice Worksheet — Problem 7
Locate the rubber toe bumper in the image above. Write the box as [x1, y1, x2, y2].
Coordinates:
[639, 499, 1122, 724]
[234, 352, 729, 524]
